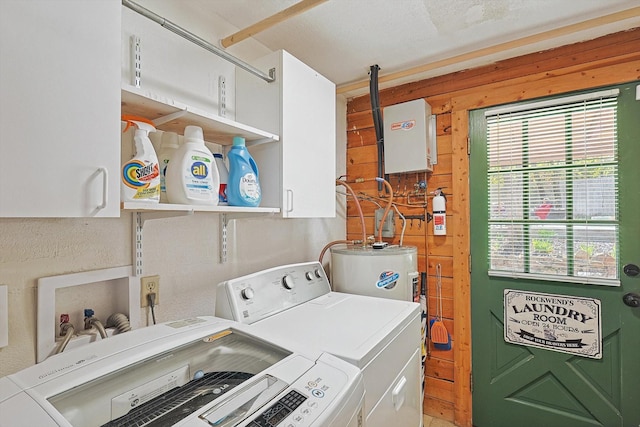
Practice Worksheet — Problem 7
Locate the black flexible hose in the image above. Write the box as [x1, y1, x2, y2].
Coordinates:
[369, 65, 384, 192]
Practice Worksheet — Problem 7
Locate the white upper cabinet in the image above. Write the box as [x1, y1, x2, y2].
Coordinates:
[236, 50, 337, 218]
[0, 1, 121, 217]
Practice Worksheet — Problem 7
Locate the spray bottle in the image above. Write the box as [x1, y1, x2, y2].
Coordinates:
[121, 115, 160, 203]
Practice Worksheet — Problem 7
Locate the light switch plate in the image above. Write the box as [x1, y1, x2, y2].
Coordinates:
[0, 285, 8, 348]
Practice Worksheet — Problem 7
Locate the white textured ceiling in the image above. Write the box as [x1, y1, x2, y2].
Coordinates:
[199, 0, 640, 97]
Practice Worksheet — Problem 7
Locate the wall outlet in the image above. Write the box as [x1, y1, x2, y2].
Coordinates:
[140, 275, 160, 307]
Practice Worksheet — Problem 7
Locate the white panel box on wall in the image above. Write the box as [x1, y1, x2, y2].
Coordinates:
[383, 99, 436, 174]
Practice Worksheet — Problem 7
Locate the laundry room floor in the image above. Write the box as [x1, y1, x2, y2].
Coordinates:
[423, 414, 457, 427]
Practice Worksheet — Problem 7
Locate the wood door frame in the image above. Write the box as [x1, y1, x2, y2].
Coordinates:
[449, 64, 639, 427]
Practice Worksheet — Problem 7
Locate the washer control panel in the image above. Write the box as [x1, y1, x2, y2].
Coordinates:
[247, 389, 307, 427]
[215, 262, 331, 324]
[244, 356, 353, 427]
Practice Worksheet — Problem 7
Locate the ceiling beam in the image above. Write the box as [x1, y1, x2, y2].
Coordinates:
[336, 6, 640, 95]
[220, 0, 328, 48]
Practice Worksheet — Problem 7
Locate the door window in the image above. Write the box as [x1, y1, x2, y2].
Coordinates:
[485, 90, 619, 285]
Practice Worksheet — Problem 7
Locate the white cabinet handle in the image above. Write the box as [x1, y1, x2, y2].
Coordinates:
[97, 167, 108, 210]
[392, 376, 407, 411]
[286, 189, 294, 213]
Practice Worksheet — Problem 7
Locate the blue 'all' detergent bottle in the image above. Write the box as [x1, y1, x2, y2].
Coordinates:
[227, 136, 261, 207]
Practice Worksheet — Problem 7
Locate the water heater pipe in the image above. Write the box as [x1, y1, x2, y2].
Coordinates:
[374, 178, 394, 242]
[318, 179, 369, 265]
[336, 179, 366, 245]
[349, 177, 393, 243]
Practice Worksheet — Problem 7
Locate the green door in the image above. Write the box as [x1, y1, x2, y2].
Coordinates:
[470, 82, 640, 427]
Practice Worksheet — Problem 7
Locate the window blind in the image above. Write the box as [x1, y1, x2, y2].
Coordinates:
[486, 90, 619, 285]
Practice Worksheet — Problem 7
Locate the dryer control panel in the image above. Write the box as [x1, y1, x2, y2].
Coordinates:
[216, 262, 331, 324]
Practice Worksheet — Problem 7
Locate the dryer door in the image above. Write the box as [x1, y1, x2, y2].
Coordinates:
[367, 347, 422, 427]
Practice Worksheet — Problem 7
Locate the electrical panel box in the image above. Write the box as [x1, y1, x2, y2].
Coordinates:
[383, 99, 436, 174]
[374, 208, 395, 238]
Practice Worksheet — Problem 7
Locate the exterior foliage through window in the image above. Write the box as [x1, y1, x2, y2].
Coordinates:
[486, 90, 619, 285]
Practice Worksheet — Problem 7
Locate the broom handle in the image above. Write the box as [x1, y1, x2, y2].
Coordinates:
[436, 263, 443, 321]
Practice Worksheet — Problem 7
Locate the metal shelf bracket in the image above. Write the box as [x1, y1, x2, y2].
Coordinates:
[220, 213, 230, 264]
[218, 212, 276, 264]
[133, 210, 274, 268]
[132, 211, 194, 276]
[153, 109, 189, 126]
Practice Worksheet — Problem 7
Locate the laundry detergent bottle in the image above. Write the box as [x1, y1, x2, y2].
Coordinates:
[158, 131, 180, 203]
[227, 136, 261, 207]
[165, 125, 219, 205]
[121, 115, 160, 203]
[213, 153, 229, 205]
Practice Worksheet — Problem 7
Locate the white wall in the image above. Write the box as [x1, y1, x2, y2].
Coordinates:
[0, 1, 346, 376]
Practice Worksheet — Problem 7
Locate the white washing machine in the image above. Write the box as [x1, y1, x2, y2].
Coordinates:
[215, 261, 423, 427]
[0, 316, 364, 427]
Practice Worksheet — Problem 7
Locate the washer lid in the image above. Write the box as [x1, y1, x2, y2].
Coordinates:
[46, 328, 292, 426]
[248, 292, 420, 368]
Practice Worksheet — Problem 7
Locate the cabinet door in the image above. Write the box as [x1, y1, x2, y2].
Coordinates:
[237, 50, 336, 218]
[0, 0, 120, 217]
[281, 51, 336, 218]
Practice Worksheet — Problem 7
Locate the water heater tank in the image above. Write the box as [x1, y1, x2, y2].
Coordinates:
[330, 245, 418, 301]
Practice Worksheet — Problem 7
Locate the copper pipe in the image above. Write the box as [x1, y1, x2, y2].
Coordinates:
[319, 240, 354, 265]
[336, 179, 367, 245]
[347, 177, 393, 243]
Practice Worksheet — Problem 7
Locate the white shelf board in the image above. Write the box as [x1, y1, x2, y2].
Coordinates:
[122, 201, 280, 214]
[121, 84, 279, 146]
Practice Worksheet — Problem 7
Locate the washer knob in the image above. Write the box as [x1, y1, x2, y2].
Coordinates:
[305, 271, 314, 281]
[282, 275, 295, 290]
[314, 268, 322, 278]
[241, 287, 254, 300]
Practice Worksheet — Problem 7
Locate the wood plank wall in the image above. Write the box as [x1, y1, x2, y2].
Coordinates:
[345, 28, 640, 427]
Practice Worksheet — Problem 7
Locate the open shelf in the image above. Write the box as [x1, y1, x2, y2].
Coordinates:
[121, 84, 279, 146]
[122, 201, 280, 214]
[120, 86, 280, 217]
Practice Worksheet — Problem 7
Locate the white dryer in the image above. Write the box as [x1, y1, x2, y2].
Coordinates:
[216, 261, 423, 427]
[0, 316, 364, 427]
